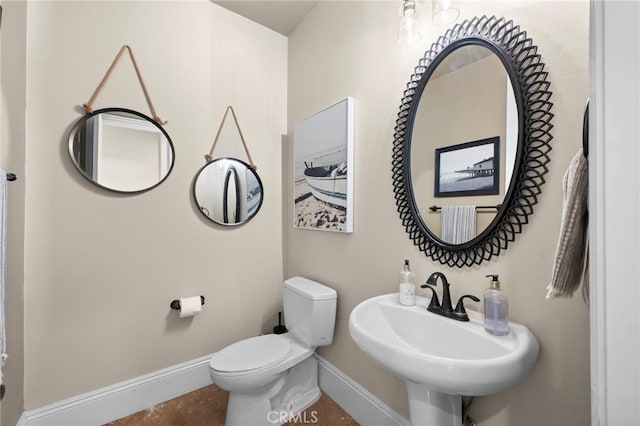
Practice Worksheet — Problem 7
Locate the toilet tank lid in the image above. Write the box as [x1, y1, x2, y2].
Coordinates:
[284, 277, 337, 301]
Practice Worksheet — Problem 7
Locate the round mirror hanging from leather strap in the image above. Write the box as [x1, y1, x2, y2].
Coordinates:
[68, 108, 175, 193]
[193, 106, 263, 226]
[193, 157, 264, 226]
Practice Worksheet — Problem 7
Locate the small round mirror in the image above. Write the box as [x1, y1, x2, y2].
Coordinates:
[68, 108, 175, 193]
[193, 158, 264, 226]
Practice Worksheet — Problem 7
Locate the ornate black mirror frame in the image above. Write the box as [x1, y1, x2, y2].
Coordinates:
[392, 16, 553, 267]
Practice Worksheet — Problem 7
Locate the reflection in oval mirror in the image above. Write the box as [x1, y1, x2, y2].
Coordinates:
[410, 44, 518, 244]
[393, 16, 553, 267]
[68, 108, 175, 193]
[193, 158, 264, 226]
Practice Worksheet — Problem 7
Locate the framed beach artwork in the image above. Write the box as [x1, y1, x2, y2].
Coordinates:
[434, 136, 500, 198]
[293, 97, 354, 232]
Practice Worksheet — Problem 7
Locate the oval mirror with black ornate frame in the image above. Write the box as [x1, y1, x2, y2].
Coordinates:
[392, 16, 553, 267]
[68, 107, 175, 193]
[193, 157, 264, 226]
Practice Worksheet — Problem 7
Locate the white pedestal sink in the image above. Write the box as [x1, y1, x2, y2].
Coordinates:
[348, 293, 539, 426]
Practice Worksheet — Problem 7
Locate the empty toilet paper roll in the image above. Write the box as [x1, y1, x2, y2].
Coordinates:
[179, 296, 203, 318]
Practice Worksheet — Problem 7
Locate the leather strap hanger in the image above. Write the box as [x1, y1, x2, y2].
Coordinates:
[205, 105, 257, 170]
[82, 45, 167, 125]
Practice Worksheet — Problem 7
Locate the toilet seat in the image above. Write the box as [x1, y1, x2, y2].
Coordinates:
[210, 334, 292, 373]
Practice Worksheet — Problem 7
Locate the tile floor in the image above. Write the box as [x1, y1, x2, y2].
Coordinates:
[106, 384, 359, 426]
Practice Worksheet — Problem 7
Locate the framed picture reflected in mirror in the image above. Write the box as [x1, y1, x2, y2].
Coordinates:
[434, 136, 500, 198]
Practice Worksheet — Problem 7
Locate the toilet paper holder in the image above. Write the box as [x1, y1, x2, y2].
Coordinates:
[170, 296, 205, 311]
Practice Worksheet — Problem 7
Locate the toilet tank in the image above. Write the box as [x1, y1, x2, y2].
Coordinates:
[283, 277, 337, 347]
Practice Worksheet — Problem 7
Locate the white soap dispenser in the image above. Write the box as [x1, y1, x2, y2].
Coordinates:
[398, 259, 416, 306]
[483, 274, 509, 336]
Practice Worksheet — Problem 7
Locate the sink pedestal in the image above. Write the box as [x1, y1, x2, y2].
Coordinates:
[407, 382, 461, 426]
[349, 294, 540, 426]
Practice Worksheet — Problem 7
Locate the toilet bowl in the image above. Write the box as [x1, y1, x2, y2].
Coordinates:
[209, 277, 337, 426]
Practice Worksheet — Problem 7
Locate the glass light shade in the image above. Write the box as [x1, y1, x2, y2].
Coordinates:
[399, 0, 421, 46]
[432, 0, 460, 26]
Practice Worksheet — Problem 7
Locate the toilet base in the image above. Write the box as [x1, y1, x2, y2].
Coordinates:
[271, 357, 320, 423]
[225, 357, 320, 426]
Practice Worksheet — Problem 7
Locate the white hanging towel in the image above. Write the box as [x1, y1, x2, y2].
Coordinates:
[0, 170, 7, 384]
[547, 149, 589, 303]
[441, 205, 477, 244]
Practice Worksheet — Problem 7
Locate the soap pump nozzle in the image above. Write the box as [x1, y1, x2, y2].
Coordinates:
[486, 274, 500, 289]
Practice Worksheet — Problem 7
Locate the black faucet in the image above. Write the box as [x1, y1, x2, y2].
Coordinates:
[420, 272, 479, 322]
[423, 272, 453, 314]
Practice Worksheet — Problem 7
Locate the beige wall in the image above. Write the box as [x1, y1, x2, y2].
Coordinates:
[1, 2, 28, 425]
[287, 2, 590, 425]
[15, 0, 286, 409]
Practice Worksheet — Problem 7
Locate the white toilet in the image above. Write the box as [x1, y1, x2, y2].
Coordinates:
[209, 277, 337, 426]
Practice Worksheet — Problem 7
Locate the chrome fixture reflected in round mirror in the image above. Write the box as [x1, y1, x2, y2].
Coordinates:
[68, 108, 175, 193]
[392, 16, 553, 267]
[193, 158, 264, 226]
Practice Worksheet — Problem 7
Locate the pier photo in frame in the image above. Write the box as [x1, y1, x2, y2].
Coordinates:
[434, 136, 500, 198]
[293, 97, 354, 232]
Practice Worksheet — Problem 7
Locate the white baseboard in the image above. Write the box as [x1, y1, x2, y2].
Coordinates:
[18, 354, 214, 426]
[17, 353, 407, 426]
[315, 354, 409, 426]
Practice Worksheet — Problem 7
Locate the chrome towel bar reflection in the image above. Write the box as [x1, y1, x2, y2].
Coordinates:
[170, 296, 205, 311]
[429, 204, 501, 212]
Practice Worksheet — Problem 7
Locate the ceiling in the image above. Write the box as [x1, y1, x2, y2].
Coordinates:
[213, 1, 319, 36]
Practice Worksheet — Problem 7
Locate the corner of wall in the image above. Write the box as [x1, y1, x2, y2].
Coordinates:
[1, 1, 27, 424]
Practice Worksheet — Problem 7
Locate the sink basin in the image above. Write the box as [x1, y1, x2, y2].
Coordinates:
[348, 293, 539, 425]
